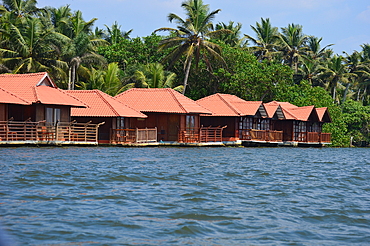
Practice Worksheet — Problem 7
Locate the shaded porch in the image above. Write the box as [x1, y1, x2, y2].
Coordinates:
[294, 132, 331, 143]
[239, 129, 283, 142]
[178, 126, 227, 143]
[110, 128, 157, 144]
[0, 120, 104, 145]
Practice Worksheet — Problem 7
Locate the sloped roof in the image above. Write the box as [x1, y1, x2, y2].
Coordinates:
[264, 101, 320, 121]
[196, 93, 263, 116]
[67, 90, 147, 118]
[316, 107, 332, 122]
[287, 105, 316, 121]
[264, 104, 279, 118]
[265, 100, 298, 109]
[0, 72, 85, 107]
[115, 88, 211, 114]
[0, 87, 30, 105]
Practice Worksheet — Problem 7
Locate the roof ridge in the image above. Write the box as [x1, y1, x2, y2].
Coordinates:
[32, 86, 39, 103]
[0, 87, 30, 104]
[168, 88, 187, 113]
[217, 94, 242, 116]
[60, 89, 89, 107]
[95, 90, 121, 117]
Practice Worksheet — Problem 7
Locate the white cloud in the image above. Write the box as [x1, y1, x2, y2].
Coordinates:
[357, 6, 370, 23]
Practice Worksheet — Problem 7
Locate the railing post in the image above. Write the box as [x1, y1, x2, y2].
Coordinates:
[135, 128, 138, 143]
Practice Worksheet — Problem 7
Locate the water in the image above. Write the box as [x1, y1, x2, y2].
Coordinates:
[0, 147, 369, 245]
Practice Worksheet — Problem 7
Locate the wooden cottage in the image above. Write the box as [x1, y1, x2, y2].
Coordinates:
[114, 88, 220, 143]
[0, 72, 102, 144]
[264, 101, 331, 145]
[197, 93, 282, 143]
[66, 90, 152, 144]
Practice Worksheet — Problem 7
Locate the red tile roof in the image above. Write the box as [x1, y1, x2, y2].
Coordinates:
[0, 72, 85, 107]
[264, 101, 319, 121]
[67, 90, 147, 118]
[262, 104, 279, 118]
[287, 106, 316, 121]
[196, 93, 263, 116]
[115, 88, 211, 114]
[0, 87, 30, 105]
[316, 107, 332, 122]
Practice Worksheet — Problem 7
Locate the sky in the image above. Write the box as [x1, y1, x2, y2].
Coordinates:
[35, 0, 370, 55]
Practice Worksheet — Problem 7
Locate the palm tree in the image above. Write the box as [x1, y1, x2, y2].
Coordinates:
[245, 18, 280, 61]
[305, 36, 333, 61]
[154, 0, 226, 94]
[279, 23, 308, 73]
[2, 0, 39, 18]
[104, 21, 133, 44]
[214, 21, 246, 47]
[0, 15, 67, 74]
[78, 62, 124, 96]
[51, 10, 108, 89]
[134, 62, 182, 92]
[319, 55, 354, 103]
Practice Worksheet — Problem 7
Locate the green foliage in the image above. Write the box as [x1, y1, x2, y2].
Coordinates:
[341, 100, 370, 146]
[97, 34, 167, 70]
[215, 44, 293, 101]
[275, 80, 350, 146]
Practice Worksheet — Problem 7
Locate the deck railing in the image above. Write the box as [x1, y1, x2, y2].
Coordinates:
[294, 132, 331, 143]
[240, 129, 283, 142]
[0, 120, 103, 143]
[178, 126, 226, 143]
[110, 128, 157, 144]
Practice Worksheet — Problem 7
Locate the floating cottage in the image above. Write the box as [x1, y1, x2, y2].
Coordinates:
[0, 72, 332, 147]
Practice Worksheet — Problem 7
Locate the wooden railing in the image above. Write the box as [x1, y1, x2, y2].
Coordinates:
[0, 120, 103, 143]
[110, 128, 157, 144]
[294, 132, 331, 143]
[240, 129, 283, 142]
[178, 126, 226, 143]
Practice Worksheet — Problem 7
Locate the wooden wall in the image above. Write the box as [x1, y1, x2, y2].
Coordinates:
[0, 104, 6, 121]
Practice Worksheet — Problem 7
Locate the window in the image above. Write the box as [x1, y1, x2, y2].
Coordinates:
[255, 118, 270, 130]
[186, 115, 195, 129]
[116, 117, 125, 129]
[240, 117, 253, 130]
[46, 107, 60, 125]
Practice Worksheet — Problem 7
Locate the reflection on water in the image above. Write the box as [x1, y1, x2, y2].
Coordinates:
[0, 147, 370, 245]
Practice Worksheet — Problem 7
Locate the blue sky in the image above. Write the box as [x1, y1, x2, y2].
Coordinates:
[36, 0, 370, 55]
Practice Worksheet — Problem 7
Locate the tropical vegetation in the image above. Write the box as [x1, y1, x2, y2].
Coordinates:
[1, 0, 370, 146]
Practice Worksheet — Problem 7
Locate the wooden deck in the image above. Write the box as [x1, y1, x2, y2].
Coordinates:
[0, 120, 104, 145]
[240, 129, 283, 142]
[178, 126, 226, 143]
[294, 132, 331, 143]
[110, 128, 157, 144]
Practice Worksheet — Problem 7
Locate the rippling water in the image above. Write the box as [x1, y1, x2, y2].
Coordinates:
[0, 147, 369, 245]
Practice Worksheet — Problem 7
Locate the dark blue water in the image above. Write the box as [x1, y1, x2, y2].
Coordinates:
[0, 147, 369, 245]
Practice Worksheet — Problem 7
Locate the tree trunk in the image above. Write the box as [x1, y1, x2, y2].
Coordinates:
[68, 67, 72, 90]
[341, 83, 351, 104]
[182, 59, 192, 95]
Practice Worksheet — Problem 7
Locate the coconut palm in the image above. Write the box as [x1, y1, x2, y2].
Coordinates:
[134, 62, 182, 92]
[154, 0, 226, 94]
[319, 55, 355, 103]
[104, 21, 133, 44]
[279, 23, 308, 73]
[78, 62, 124, 96]
[0, 15, 67, 73]
[305, 36, 333, 61]
[2, 0, 39, 18]
[245, 18, 280, 61]
[214, 21, 246, 47]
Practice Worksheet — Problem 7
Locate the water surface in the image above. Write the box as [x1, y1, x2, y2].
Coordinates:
[0, 147, 369, 245]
